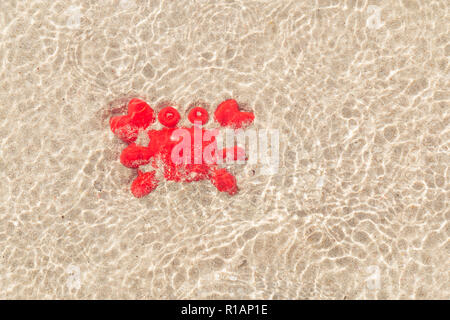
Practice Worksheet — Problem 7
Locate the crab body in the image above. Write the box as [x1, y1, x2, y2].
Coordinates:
[110, 98, 254, 198]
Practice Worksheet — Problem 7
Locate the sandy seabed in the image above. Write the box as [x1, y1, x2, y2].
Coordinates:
[0, 0, 448, 299]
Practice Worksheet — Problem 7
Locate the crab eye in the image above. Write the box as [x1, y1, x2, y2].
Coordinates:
[158, 107, 180, 127]
[188, 107, 209, 125]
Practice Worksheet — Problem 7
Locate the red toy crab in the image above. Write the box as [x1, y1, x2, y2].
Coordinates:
[110, 98, 255, 197]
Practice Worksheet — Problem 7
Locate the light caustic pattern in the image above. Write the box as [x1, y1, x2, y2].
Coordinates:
[0, 0, 448, 299]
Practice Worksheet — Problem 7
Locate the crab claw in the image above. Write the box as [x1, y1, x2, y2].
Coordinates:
[110, 99, 155, 143]
[214, 99, 254, 129]
[110, 115, 139, 144]
[127, 98, 155, 128]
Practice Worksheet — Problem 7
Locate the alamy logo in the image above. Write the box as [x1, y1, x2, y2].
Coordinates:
[366, 5, 384, 30]
[170, 126, 279, 171]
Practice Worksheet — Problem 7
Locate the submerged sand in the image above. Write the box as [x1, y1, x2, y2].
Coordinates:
[0, 0, 448, 299]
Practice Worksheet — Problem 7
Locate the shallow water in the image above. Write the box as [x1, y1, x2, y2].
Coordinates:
[0, 0, 448, 299]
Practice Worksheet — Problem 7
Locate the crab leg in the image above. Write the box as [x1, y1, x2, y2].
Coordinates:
[210, 168, 238, 195]
[214, 99, 254, 129]
[120, 143, 155, 168]
[131, 170, 158, 198]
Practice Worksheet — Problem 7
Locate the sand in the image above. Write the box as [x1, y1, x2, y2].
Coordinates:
[0, 0, 448, 299]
